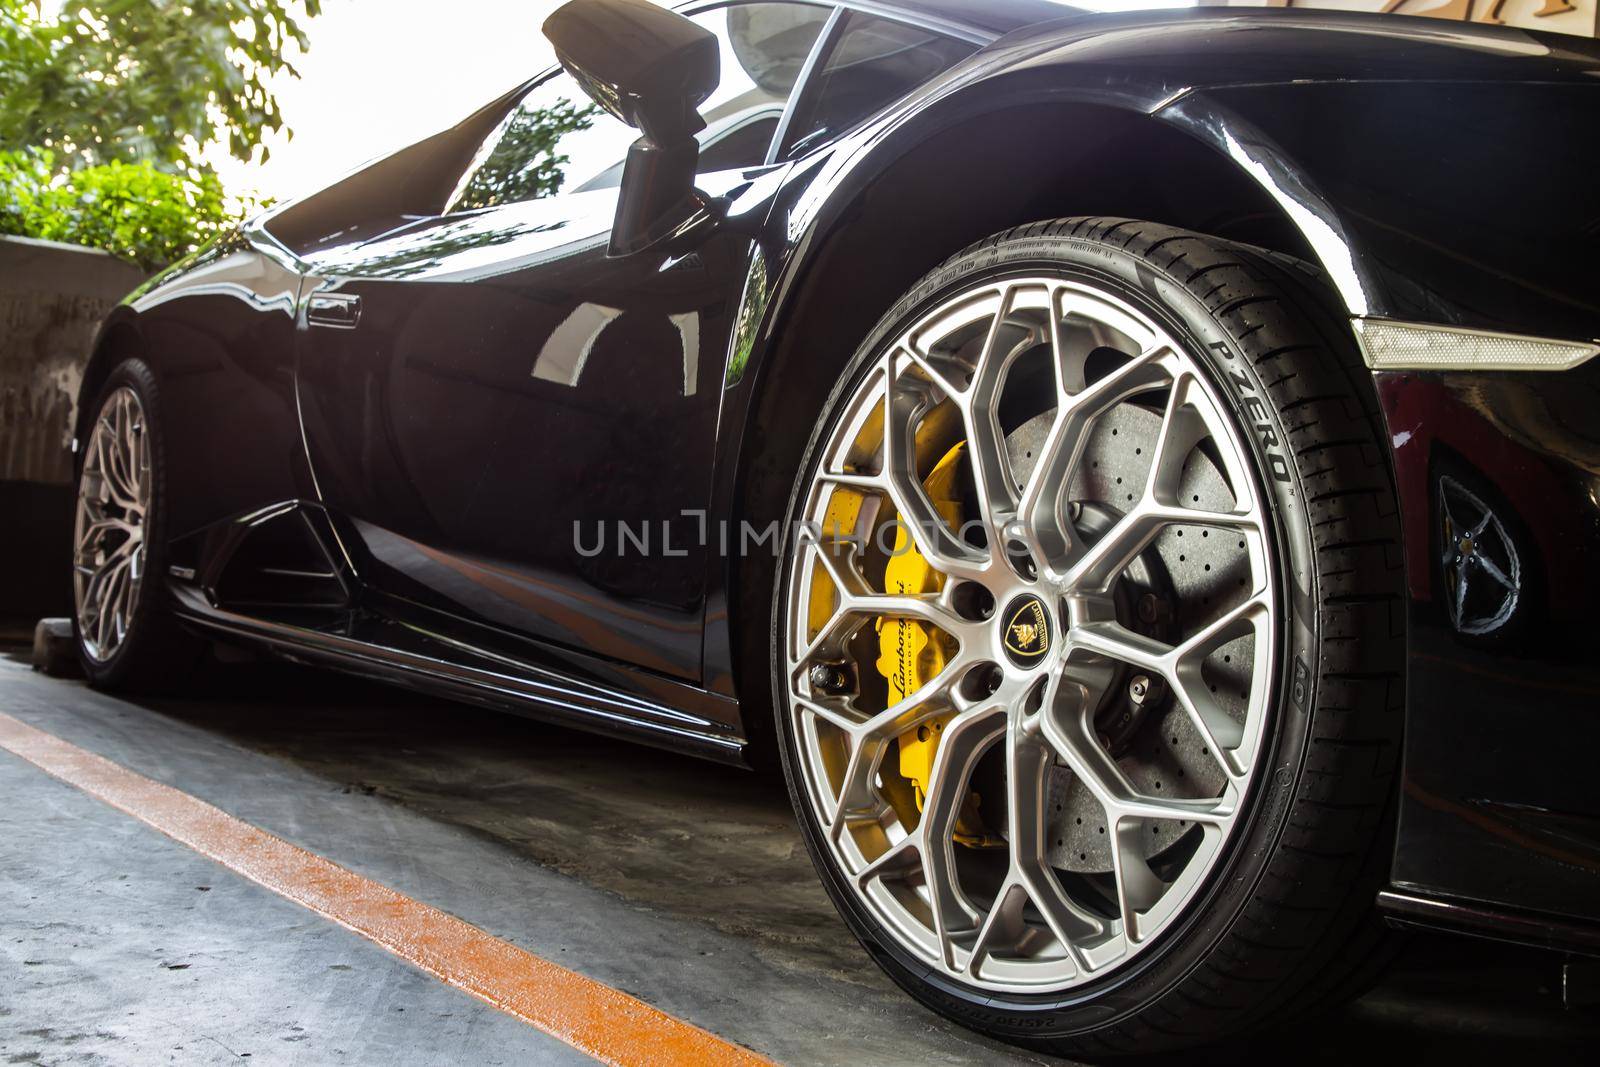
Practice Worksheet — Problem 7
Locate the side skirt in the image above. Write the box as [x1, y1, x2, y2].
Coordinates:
[169, 583, 748, 766]
[1378, 888, 1600, 959]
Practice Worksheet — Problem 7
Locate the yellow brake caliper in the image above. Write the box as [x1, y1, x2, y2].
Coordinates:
[875, 444, 992, 846]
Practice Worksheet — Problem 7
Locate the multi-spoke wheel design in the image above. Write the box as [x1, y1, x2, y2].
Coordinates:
[1438, 474, 1521, 637]
[74, 385, 151, 663]
[782, 276, 1278, 992]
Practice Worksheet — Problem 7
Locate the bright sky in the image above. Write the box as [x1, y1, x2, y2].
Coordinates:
[207, 0, 567, 204]
[207, 1, 1194, 205]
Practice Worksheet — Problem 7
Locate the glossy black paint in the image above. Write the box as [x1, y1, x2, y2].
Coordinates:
[294, 166, 772, 686]
[76, 1, 1600, 944]
[92, 231, 310, 542]
[1377, 362, 1600, 928]
[1173, 79, 1600, 339]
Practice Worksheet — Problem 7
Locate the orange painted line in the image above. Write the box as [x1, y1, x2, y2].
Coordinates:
[0, 711, 772, 1067]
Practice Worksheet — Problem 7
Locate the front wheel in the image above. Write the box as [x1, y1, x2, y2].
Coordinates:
[771, 219, 1404, 1056]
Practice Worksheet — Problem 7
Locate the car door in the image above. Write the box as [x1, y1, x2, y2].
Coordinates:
[294, 2, 832, 681]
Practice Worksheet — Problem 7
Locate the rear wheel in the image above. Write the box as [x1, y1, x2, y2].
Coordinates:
[771, 218, 1404, 1055]
[72, 359, 201, 689]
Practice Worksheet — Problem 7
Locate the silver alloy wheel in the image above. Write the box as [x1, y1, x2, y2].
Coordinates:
[783, 278, 1279, 992]
[73, 385, 151, 663]
[1438, 474, 1520, 636]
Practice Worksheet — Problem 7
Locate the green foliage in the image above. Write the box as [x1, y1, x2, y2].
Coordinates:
[726, 250, 769, 386]
[451, 98, 600, 212]
[0, 0, 320, 174]
[0, 1, 318, 268]
[0, 149, 233, 270]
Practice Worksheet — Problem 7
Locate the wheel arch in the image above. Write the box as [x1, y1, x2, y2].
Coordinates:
[72, 241, 308, 541]
[714, 90, 1363, 747]
[75, 310, 149, 450]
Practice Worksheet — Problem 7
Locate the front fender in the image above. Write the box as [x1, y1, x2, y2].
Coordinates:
[1163, 79, 1600, 339]
[78, 229, 311, 541]
[765, 6, 1600, 341]
[706, 6, 1600, 704]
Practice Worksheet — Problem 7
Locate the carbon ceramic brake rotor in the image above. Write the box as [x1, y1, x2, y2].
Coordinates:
[1008, 402, 1254, 873]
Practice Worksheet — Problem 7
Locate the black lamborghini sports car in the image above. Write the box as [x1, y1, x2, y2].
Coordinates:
[68, 0, 1600, 1055]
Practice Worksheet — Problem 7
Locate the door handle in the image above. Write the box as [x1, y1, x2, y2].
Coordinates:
[306, 293, 362, 329]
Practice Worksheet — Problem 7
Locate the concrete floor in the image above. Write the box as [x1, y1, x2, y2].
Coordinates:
[1, 644, 1595, 1065]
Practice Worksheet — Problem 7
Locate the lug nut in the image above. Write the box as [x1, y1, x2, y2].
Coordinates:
[808, 662, 853, 695]
[1137, 593, 1171, 624]
[1126, 675, 1164, 710]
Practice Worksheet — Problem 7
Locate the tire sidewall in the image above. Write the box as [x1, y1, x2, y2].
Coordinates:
[72, 358, 179, 686]
[770, 232, 1324, 1041]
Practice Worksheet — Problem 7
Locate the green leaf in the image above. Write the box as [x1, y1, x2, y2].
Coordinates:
[0, 148, 255, 270]
[0, 0, 318, 173]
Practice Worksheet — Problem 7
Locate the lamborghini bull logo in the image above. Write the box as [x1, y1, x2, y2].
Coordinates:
[1002, 596, 1051, 667]
[1010, 621, 1041, 650]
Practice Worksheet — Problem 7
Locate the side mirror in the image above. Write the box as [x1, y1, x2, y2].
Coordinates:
[543, 0, 720, 256]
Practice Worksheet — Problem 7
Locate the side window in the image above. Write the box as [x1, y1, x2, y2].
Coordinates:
[778, 13, 978, 160]
[696, 113, 783, 173]
[447, 2, 829, 214]
[687, 3, 830, 168]
[447, 77, 633, 212]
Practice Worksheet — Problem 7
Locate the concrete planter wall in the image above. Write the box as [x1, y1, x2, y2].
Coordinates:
[0, 235, 147, 623]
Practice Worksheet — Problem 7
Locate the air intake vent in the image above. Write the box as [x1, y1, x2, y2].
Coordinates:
[214, 507, 349, 611]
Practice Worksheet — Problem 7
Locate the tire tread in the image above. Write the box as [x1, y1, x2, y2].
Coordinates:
[935, 218, 1405, 1052]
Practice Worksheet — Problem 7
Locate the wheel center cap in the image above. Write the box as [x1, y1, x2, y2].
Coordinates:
[1000, 594, 1052, 668]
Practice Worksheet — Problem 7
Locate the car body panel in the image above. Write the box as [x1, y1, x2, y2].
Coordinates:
[1174, 79, 1600, 339]
[1378, 363, 1600, 926]
[110, 232, 310, 542]
[742, 7, 1600, 334]
[293, 185, 733, 682]
[75, 0, 1600, 944]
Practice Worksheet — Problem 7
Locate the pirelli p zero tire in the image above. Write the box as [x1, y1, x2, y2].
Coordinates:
[71, 358, 202, 690]
[771, 218, 1404, 1056]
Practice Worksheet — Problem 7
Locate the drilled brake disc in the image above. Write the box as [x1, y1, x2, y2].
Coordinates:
[1009, 403, 1251, 872]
